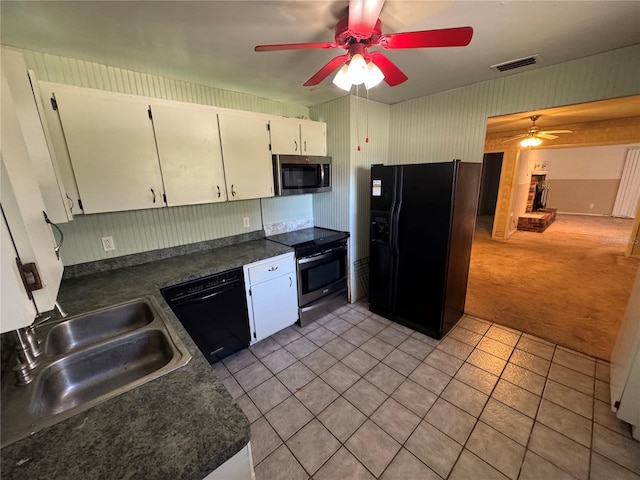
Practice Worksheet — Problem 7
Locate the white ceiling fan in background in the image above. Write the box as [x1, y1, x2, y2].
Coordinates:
[503, 115, 573, 147]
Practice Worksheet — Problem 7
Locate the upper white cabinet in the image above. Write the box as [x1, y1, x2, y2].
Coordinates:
[150, 103, 227, 206]
[269, 117, 300, 155]
[300, 119, 327, 156]
[1, 73, 63, 332]
[53, 88, 165, 214]
[218, 111, 274, 201]
[0, 47, 72, 223]
[270, 117, 326, 156]
[37, 81, 84, 215]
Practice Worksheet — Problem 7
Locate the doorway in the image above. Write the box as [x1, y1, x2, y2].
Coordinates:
[476, 152, 503, 234]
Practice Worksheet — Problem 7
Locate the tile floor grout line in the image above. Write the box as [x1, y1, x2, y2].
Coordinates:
[515, 342, 559, 480]
[224, 304, 635, 480]
[448, 326, 525, 480]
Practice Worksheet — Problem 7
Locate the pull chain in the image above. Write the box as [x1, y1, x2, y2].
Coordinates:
[366, 87, 370, 144]
[356, 85, 361, 151]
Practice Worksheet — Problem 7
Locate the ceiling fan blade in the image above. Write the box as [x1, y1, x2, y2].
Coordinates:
[255, 42, 338, 52]
[348, 0, 385, 39]
[303, 54, 350, 86]
[377, 26, 473, 49]
[501, 134, 528, 143]
[369, 51, 408, 86]
[537, 133, 559, 140]
[538, 129, 573, 134]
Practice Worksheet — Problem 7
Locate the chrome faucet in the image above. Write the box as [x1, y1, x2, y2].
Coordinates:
[11, 301, 67, 385]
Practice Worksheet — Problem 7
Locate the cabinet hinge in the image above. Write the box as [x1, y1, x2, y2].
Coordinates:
[266, 123, 270, 131]
[163, 193, 167, 204]
[614, 400, 621, 409]
[268, 143, 272, 151]
[148, 107, 153, 120]
[16, 258, 43, 300]
[78, 198, 84, 211]
[249, 288, 252, 296]
[50, 97, 58, 111]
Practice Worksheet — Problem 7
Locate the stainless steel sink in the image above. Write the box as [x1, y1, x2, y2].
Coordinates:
[1, 297, 191, 447]
[45, 301, 155, 355]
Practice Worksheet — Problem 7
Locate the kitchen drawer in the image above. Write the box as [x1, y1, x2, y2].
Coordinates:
[246, 252, 294, 285]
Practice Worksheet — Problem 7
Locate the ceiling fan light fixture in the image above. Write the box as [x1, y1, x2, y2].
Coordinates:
[520, 136, 542, 148]
[347, 53, 368, 85]
[365, 61, 384, 89]
[332, 64, 353, 91]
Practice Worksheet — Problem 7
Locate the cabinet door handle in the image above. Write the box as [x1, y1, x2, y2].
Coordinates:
[294, 140, 298, 152]
[43, 211, 63, 260]
[217, 185, 221, 198]
[289, 276, 292, 287]
[231, 185, 236, 197]
[267, 266, 278, 272]
[304, 141, 307, 152]
[151, 188, 156, 203]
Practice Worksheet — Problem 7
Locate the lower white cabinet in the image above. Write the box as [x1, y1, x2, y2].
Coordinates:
[244, 252, 298, 343]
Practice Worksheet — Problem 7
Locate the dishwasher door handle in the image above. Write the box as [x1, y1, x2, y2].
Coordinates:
[171, 283, 236, 306]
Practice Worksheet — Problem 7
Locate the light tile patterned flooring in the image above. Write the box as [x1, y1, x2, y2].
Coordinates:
[213, 301, 640, 480]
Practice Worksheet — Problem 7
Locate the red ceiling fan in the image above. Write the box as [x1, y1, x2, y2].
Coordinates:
[254, 0, 473, 88]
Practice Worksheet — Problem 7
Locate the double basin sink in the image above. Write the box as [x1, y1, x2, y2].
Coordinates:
[1, 296, 192, 447]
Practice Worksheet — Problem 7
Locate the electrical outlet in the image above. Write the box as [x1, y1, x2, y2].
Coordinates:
[102, 236, 115, 251]
[243, 217, 250, 228]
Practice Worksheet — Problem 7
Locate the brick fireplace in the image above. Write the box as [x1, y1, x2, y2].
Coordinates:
[517, 173, 557, 233]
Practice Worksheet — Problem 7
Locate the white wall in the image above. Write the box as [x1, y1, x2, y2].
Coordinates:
[518, 144, 640, 215]
[310, 96, 391, 302]
[526, 145, 634, 180]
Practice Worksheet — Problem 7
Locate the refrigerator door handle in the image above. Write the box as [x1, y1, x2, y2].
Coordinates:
[388, 201, 397, 248]
[391, 201, 402, 250]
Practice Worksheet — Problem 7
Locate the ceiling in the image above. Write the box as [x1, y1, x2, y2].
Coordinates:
[1, 1, 639, 107]
[486, 95, 640, 134]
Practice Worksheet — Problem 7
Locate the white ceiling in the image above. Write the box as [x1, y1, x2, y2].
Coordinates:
[1, 1, 639, 107]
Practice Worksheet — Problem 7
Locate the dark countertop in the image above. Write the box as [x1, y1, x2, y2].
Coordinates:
[1, 239, 293, 480]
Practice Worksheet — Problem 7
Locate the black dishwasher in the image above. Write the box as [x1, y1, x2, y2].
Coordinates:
[162, 268, 250, 364]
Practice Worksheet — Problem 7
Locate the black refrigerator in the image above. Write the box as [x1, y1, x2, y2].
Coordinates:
[369, 160, 481, 339]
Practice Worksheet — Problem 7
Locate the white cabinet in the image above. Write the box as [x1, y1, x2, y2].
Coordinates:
[1, 73, 63, 333]
[218, 112, 274, 201]
[37, 81, 84, 214]
[53, 87, 164, 214]
[243, 253, 298, 343]
[269, 117, 301, 155]
[300, 119, 327, 156]
[270, 117, 326, 156]
[1, 47, 72, 223]
[150, 103, 227, 206]
[611, 267, 640, 440]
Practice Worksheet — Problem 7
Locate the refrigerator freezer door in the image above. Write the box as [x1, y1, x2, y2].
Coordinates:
[369, 165, 400, 318]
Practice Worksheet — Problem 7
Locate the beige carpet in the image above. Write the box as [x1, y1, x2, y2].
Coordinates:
[465, 214, 639, 361]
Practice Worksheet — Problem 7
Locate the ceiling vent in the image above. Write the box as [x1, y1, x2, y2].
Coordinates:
[490, 54, 541, 73]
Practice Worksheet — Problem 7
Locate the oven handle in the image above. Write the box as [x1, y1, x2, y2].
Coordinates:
[298, 247, 346, 265]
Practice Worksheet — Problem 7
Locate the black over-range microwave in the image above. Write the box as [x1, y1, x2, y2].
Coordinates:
[273, 155, 332, 196]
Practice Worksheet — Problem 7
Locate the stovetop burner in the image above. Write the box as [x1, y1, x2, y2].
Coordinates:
[266, 227, 349, 251]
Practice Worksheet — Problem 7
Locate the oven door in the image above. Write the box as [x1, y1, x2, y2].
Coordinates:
[297, 242, 347, 306]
